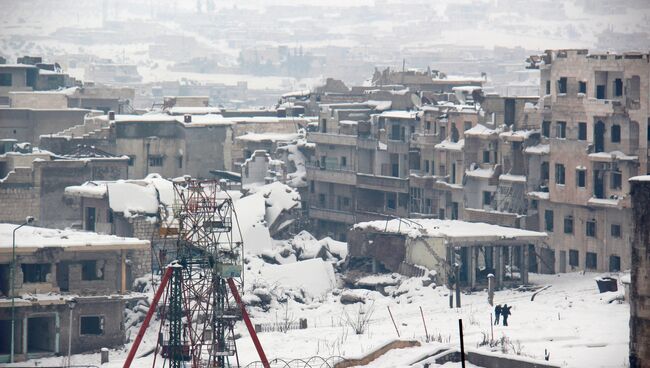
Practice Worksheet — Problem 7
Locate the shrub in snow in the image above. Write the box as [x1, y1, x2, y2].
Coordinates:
[342, 301, 375, 334]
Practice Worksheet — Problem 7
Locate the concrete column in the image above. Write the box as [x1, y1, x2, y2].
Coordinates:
[496, 246, 504, 288]
[468, 247, 476, 289]
[521, 245, 529, 284]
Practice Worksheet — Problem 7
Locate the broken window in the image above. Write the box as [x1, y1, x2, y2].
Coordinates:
[386, 193, 396, 210]
[586, 220, 597, 238]
[557, 77, 567, 94]
[80, 316, 104, 335]
[556, 121, 566, 138]
[578, 81, 587, 94]
[569, 250, 579, 267]
[564, 216, 574, 234]
[483, 191, 492, 206]
[482, 151, 490, 163]
[127, 155, 136, 166]
[544, 210, 554, 232]
[464, 121, 472, 131]
[81, 260, 105, 281]
[609, 255, 621, 272]
[148, 155, 163, 167]
[22, 264, 50, 283]
[585, 252, 597, 269]
[451, 202, 459, 220]
[611, 125, 621, 143]
[611, 170, 622, 189]
[541, 162, 550, 181]
[576, 169, 586, 188]
[542, 121, 551, 138]
[340, 156, 347, 167]
[555, 164, 565, 185]
[578, 123, 587, 140]
[611, 224, 621, 238]
[614, 78, 623, 97]
[545, 80, 551, 95]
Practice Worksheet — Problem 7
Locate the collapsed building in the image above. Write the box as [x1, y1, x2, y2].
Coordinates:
[0, 144, 128, 228]
[348, 218, 547, 288]
[0, 224, 150, 362]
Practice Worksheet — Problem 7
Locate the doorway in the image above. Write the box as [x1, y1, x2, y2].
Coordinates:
[27, 316, 56, 354]
[594, 120, 605, 153]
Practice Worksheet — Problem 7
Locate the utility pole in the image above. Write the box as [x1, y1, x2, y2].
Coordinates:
[11, 216, 34, 363]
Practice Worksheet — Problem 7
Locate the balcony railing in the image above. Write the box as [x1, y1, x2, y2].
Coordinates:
[357, 173, 409, 193]
[308, 205, 356, 224]
[306, 162, 357, 185]
[307, 132, 357, 146]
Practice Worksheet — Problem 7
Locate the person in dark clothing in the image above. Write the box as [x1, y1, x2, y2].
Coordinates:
[501, 304, 512, 326]
[494, 304, 502, 325]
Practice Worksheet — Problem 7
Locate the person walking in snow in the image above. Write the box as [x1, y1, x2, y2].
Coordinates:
[501, 304, 512, 326]
[494, 304, 502, 325]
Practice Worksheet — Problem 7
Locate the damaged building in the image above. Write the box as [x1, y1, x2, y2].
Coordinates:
[348, 218, 547, 288]
[0, 224, 150, 362]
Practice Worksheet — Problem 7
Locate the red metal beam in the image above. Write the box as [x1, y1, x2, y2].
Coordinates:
[227, 277, 270, 368]
[123, 266, 174, 368]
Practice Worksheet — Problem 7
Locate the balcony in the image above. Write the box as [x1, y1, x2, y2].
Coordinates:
[307, 132, 357, 146]
[309, 206, 356, 224]
[411, 132, 439, 147]
[306, 162, 357, 185]
[386, 139, 409, 154]
[357, 173, 409, 193]
[357, 137, 378, 150]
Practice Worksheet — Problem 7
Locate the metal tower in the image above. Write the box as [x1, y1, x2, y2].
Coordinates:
[124, 178, 269, 368]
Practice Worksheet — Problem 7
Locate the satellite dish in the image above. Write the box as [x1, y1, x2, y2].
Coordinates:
[410, 93, 422, 109]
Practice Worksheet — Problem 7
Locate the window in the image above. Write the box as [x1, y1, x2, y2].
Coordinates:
[557, 77, 567, 94]
[451, 202, 459, 220]
[341, 156, 347, 167]
[555, 164, 565, 185]
[0, 73, 12, 86]
[545, 80, 551, 95]
[424, 160, 430, 173]
[586, 220, 597, 238]
[80, 316, 104, 335]
[438, 208, 445, 219]
[321, 118, 327, 133]
[569, 250, 579, 267]
[342, 197, 350, 207]
[564, 216, 574, 234]
[127, 155, 136, 166]
[576, 169, 586, 188]
[483, 191, 492, 206]
[178, 156, 183, 169]
[614, 78, 623, 97]
[440, 126, 446, 139]
[426, 121, 431, 131]
[611, 224, 622, 238]
[579, 81, 587, 94]
[611, 170, 622, 189]
[387, 193, 396, 210]
[390, 124, 401, 140]
[82, 260, 105, 281]
[541, 162, 549, 181]
[578, 123, 587, 140]
[611, 125, 621, 143]
[530, 199, 538, 209]
[609, 255, 621, 272]
[148, 155, 163, 167]
[22, 264, 50, 283]
[542, 121, 551, 138]
[318, 194, 325, 206]
[544, 210, 554, 232]
[483, 151, 490, 163]
[556, 121, 566, 138]
[309, 181, 314, 193]
[586, 252, 597, 269]
[464, 121, 472, 131]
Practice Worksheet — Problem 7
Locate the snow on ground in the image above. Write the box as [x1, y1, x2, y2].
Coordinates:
[15, 270, 628, 368]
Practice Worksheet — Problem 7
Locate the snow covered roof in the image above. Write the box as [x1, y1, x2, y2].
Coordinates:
[465, 167, 495, 179]
[499, 174, 526, 183]
[499, 129, 538, 142]
[435, 139, 465, 151]
[524, 144, 550, 155]
[167, 107, 223, 115]
[235, 132, 300, 143]
[0, 224, 148, 253]
[464, 124, 499, 138]
[378, 110, 417, 119]
[588, 151, 638, 162]
[630, 175, 650, 182]
[528, 191, 550, 200]
[107, 182, 159, 216]
[353, 219, 546, 243]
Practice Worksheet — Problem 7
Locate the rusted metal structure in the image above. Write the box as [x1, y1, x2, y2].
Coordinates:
[124, 178, 269, 368]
